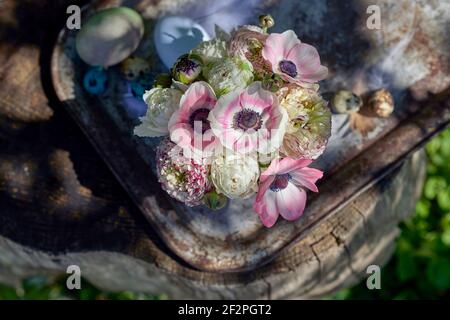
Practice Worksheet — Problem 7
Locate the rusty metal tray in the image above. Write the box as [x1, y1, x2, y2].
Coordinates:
[51, 0, 449, 272]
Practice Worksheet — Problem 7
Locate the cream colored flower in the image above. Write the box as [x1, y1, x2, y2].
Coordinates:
[277, 85, 331, 159]
[191, 38, 227, 66]
[134, 87, 182, 137]
[211, 151, 259, 199]
[203, 58, 253, 97]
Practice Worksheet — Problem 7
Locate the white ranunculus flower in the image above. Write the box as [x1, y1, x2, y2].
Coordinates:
[191, 38, 227, 66]
[134, 88, 182, 137]
[211, 151, 259, 199]
[203, 58, 253, 97]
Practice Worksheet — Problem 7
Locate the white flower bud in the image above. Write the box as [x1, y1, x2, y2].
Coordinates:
[211, 151, 259, 199]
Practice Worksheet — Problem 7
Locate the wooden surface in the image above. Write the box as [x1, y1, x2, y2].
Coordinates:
[52, 0, 450, 272]
[0, 148, 427, 298]
[0, 0, 448, 298]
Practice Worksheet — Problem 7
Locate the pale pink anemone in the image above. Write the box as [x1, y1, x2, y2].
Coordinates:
[262, 30, 328, 87]
[169, 81, 218, 159]
[208, 82, 288, 155]
[253, 157, 323, 228]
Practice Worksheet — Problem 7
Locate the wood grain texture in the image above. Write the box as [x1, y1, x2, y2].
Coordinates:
[0, 150, 426, 298]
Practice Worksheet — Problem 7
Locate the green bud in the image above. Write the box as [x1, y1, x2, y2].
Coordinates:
[259, 14, 275, 31]
[203, 190, 228, 211]
[172, 54, 202, 85]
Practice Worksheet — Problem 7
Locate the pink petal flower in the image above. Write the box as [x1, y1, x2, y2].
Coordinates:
[254, 157, 323, 228]
[290, 166, 323, 192]
[261, 157, 313, 177]
[169, 81, 218, 159]
[208, 82, 288, 155]
[275, 183, 306, 221]
[253, 190, 278, 228]
[262, 30, 328, 86]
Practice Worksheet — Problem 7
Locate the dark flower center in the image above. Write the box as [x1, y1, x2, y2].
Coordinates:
[189, 108, 211, 133]
[269, 174, 291, 192]
[233, 108, 263, 131]
[279, 60, 297, 78]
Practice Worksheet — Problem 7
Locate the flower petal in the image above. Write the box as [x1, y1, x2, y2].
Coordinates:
[214, 127, 243, 151]
[261, 44, 278, 67]
[275, 30, 301, 57]
[239, 81, 274, 113]
[287, 43, 328, 82]
[262, 30, 301, 66]
[234, 131, 258, 153]
[258, 106, 288, 154]
[169, 122, 193, 148]
[262, 34, 284, 63]
[299, 65, 329, 83]
[255, 175, 275, 203]
[290, 167, 323, 192]
[287, 43, 320, 71]
[179, 81, 217, 112]
[208, 91, 241, 128]
[262, 157, 313, 177]
[254, 190, 279, 228]
[276, 183, 306, 221]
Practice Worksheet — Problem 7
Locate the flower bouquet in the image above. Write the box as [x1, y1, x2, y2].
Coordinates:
[134, 15, 332, 228]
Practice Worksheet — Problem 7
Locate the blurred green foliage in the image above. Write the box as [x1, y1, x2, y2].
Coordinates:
[0, 276, 167, 300]
[333, 126, 450, 299]
[0, 127, 449, 300]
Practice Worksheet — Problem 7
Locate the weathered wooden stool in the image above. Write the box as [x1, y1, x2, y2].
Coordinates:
[1, 0, 449, 299]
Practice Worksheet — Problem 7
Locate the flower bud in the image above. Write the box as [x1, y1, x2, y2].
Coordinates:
[172, 54, 202, 85]
[259, 14, 275, 30]
[203, 190, 228, 210]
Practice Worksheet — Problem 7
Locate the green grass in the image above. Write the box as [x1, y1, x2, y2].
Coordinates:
[1, 127, 449, 300]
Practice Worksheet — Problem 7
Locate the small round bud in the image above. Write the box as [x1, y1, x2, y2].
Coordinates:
[172, 54, 202, 85]
[259, 14, 275, 30]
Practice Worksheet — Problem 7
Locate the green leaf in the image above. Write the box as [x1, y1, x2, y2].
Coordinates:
[437, 187, 450, 211]
[396, 250, 418, 282]
[415, 199, 431, 218]
[424, 176, 447, 200]
[203, 190, 228, 210]
[441, 230, 450, 247]
[426, 258, 450, 291]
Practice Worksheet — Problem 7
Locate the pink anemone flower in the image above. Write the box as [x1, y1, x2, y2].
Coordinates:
[253, 157, 323, 228]
[208, 82, 288, 155]
[169, 81, 218, 159]
[262, 30, 328, 86]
